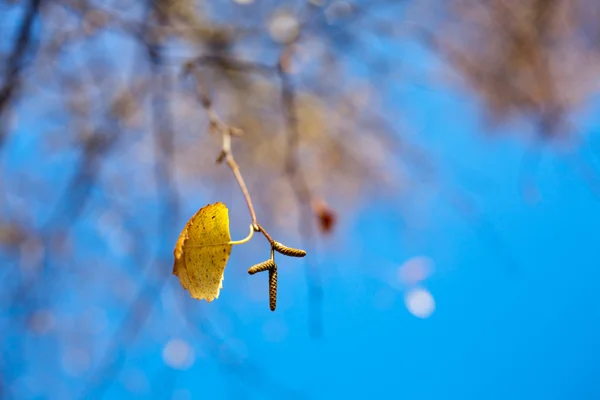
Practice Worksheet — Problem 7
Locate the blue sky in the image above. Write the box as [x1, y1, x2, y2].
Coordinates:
[4, 3, 600, 399]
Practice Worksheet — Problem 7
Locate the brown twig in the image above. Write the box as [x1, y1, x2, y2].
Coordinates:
[220, 129, 259, 228]
[190, 68, 260, 228]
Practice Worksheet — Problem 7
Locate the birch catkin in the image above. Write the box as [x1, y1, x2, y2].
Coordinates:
[248, 259, 276, 275]
[273, 241, 306, 257]
[269, 267, 278, 311]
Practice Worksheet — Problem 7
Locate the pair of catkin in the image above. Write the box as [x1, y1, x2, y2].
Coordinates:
[247, 242, 305, 312]
[248, 260, 277, 311]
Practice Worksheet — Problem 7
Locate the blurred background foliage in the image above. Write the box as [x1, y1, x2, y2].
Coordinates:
[2, 0, 600, 398]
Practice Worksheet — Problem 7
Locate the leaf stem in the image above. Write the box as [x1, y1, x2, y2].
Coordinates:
[184, 225, 254, 248]
[228, 224, 254, 245]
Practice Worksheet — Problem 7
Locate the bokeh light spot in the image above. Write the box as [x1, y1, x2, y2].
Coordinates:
[269, 11, 300, 44]
[398, 256, 434, 286]
[404, 287, 435, 319]
[162, 338, 195, 370]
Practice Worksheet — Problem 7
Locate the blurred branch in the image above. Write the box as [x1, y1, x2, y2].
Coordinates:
[441, 186, 521, 276]
[6, 126, 119, 327]
[78, 5, 178, 397]
[46, 131, 118, 227]
[189, 55, 275, 77]
[0, 0, 42, 149]
[55, 0, 149, 37]
[277, 46, 323, 338]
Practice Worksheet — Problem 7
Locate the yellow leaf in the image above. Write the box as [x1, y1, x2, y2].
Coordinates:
[173, 202, 232, 302]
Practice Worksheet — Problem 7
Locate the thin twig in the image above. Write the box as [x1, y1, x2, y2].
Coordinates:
[190, 69, 262, 232]
[222, 136, 259, 227]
